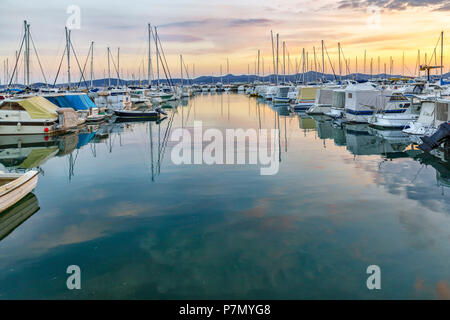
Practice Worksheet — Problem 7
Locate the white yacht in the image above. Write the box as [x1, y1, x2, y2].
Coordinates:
[368, 93, 419, 129]
[307, 88, 335, 115]
[325, 89, 346, 118]
[0, 96, 74, 135]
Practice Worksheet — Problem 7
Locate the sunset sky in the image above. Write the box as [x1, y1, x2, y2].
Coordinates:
[0, 0, 449, 83]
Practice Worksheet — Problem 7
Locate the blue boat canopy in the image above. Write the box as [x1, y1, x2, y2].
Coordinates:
[44, 94, 96, 111]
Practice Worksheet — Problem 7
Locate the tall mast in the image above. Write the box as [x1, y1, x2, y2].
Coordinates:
[302, 48, 305, 83]
[65, 27, 71, 90]
[90, 41, 94, 88]
[441, 31, 444, 78]
[370, 58, 373, 79]
[25, 21, 30, 86]
[276, 33, 279, 85]
[257, 49, 260, 82]
[117, 47, 120, 87]
[313, 46, 317, 82]
[180, 55, 183, 86]
[418, 49, 420, 77]
[107, 47, 110, 87]
[155, 26, 160, 87]
[148, 23, 152, 86]
[402, 52, 404, 77]
[377, 56, 380, 75]
[363, 50, 366, 76]
[338, 42, 341, 81]
[271, 30, 275, 84]
[15, 50, 18, 85]
[227, 57, 229, 84]
[283, 41, 286, 83]
[321, 40, 325, 82]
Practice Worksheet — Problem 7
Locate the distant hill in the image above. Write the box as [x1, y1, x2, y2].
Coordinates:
[1, 71, 449, 89]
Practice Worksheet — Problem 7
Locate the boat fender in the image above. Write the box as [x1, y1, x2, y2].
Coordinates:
[17, 122, 22, 131]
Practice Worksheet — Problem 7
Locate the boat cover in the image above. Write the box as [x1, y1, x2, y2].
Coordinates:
[315, 88, 334, 105]
[17, 96, 58, 119]
[45, 94, 96, 111]
[298, 87, 319, 100]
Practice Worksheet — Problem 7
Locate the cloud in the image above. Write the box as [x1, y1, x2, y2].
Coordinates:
[337, 0, 450, 10]
[433, 2, 450, 10]
[159, 34, 204, 43]
[227, 18, 273, 27]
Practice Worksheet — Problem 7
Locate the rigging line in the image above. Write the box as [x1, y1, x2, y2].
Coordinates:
[156, 32, 175, 88]
[324, 44, 337, 81]
[53, 45, 66, 86]
[183, 60, 192, 85]
[427, 33, 442, 66]
[29, 31, 48, 87]
[339, 46, 351, 75]
[8, 30, 25, 87]
[69, 41, 89, 88]
[151, 28, 172, 87]
[107, 49, 121, 86]
[77, 43, 92, 88]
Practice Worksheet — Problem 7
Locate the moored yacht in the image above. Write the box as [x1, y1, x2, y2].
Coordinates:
[272, 86, 291, 104]
[325, 89, 346, 118]
[0, 96, 77, 135]
[344, 83, 389, 123]
[368, 93, 420, 129]
[292, 87, 319, 111]
[307, 88, 335, 115]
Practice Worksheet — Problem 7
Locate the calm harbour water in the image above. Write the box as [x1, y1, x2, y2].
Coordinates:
[0, 93, 449, 299]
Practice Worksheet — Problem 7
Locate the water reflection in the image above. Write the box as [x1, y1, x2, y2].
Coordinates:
[0, 94, 449, 299]
[0, 193, 39, 241]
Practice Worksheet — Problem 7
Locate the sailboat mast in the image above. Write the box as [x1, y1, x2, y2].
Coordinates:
[180, 55, 183, 86]
[90, 41, 94, 88]
[107, 47, 110, 87]
[276, 33, 279, 85]
[338, 42, 341, 81]
[155, 26, 160, 87]
[227, 58, 229, 84]
[363, 50, 366, 76]
[65, 27, 71, 90]
[441, 31, 444, 78]
[257, 49, 260, 82]
[117, 47, 120, 87]
[271, 30, 275, 84]
[302, 48, 305, 83]
[321, 40, 325, 82]
[283, 41, 286, 83]
[148, 23, 152, 86]
[313, 46, 317, 82]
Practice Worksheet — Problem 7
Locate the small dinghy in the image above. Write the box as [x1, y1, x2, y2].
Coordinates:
[114, 107, 166, 119]
[0, 170, 39, 213]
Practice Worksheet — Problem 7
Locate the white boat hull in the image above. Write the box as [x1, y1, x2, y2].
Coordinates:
[325, 107, 344, 118]
[0, 171, 38, 212]
[369, 113, 418, 129]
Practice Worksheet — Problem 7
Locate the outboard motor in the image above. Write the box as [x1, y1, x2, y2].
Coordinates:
[418, 122, 450, 153]
[154, 107, 167, 116]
